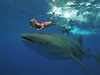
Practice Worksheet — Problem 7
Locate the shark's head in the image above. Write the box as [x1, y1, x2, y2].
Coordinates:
[21, 33, 58, 46]
[21, 33, 68, 60]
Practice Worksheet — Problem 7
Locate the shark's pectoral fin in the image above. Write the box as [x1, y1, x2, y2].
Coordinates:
[70, 54, 91, 75]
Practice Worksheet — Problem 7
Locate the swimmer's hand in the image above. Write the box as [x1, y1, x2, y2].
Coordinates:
[37, 29, 40, 30]
[37, 25, 44, 31]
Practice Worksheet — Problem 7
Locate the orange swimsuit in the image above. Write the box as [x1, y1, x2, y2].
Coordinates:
[39, 22, 46, 26]
[35, 22, 46, 29]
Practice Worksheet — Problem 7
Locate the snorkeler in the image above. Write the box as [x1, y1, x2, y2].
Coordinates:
[62, 25, 73, 35]
[62, 19, 74, 35]
[29, 13, 64, 30]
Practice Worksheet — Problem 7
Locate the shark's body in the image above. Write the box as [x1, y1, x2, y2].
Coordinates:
[21, 33, 100, 75]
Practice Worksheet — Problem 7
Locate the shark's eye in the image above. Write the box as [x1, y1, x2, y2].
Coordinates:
[40, 42, 48, 45]
[40, 42, 43, 44]
[46, 43, 48, 45]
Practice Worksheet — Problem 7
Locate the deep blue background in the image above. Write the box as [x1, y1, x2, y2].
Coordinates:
[0, 0, 100, 75]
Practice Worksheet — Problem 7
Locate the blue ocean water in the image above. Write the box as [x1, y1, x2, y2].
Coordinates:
[0, 0, 100, 75]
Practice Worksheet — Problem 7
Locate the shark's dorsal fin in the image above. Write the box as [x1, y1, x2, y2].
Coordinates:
[70, 54, 91, 75]
[77, 36, 83, 46]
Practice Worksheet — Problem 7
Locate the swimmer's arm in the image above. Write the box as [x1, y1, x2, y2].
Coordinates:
[37, 25, 44, 30]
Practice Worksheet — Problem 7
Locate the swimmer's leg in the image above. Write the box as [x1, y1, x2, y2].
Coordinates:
[51, 12, 55, 23]
[45, 12, 55, 26]
[53, 23, 67, 27]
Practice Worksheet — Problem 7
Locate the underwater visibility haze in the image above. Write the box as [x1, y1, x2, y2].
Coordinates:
[0, 0, 100, 75]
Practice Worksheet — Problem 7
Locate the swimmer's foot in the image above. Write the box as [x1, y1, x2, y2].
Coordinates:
[52, 12, 55, 15]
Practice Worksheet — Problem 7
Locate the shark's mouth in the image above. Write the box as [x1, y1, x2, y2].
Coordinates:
[21, 36, 33, 42]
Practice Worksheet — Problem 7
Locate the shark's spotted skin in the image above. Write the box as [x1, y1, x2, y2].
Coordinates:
[21, 33, 100, 75]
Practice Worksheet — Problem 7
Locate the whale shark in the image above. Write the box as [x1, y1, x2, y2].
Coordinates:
[21, 33, 100, 75]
